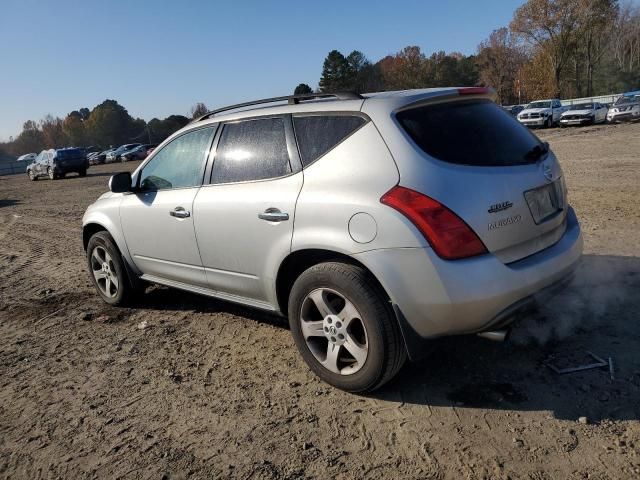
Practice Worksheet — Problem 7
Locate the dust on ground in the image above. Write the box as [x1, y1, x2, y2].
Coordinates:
[1, 123, 639, 479]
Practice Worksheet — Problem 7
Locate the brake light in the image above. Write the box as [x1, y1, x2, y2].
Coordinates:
[381, 186, 487, 260]
[457, 87, 490, 96]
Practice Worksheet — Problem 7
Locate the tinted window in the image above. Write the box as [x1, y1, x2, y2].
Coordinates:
[397, 100, 544, 167]
[211, 117, 290, 184]
[139, 127, 213, 190]
[293, 115, 366, 166]
[56, 149, 83, 159]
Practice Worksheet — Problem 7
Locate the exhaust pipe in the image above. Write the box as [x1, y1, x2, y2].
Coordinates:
[477, 330, 509, 342]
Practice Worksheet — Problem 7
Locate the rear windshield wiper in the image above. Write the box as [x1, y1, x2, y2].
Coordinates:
[524, 142, 549, 161]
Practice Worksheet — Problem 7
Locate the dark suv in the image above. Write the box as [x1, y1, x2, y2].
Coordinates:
[27, 148, 89, 180]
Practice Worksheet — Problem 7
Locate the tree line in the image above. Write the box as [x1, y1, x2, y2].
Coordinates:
[0, 100, 210, 159]
[3, 0, 639, 159]
[297, 0, 639, 105]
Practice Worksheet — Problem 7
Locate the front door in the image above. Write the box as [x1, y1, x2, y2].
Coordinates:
[193, 116, 303, 305]
[120, 125, 216, 286]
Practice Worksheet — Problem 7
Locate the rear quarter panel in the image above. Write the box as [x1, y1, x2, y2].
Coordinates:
[292, 122, 427, 254]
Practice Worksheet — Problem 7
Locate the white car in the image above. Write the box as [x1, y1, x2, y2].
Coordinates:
[17, 153, 37, 162]
[560, 102, 608, 126]
[517, 99, 565, 128]
[607, 94, 640, 123]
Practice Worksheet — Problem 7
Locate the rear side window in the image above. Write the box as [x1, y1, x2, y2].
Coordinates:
[293, 115, 366, 166]
[397, 100, 543, 166]
[211, 117, 291, 184]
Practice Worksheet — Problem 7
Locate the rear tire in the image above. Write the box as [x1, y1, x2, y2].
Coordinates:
[79, 169, 87, 177]
[47, 167, 57, 180]
[87, 231, 139, 306]
[28, 170, 37, 181]
[288, 262, 406, 392]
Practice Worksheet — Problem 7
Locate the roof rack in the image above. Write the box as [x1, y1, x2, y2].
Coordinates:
[195, 92, 363, 122]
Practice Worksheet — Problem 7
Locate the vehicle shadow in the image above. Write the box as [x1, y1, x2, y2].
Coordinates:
[129, 254, 640, 422]
[375, 254, 640, 422]
[0, 199, 20, 208]
[135, 284, 289, 329]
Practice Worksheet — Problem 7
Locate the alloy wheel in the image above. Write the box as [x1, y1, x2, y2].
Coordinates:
[90, 246, 119, 298]
[299, 288, 369, 375]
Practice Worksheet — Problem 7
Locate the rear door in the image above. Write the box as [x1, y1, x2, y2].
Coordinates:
[119, 126, 216, 286]
[395, 98, 567, 263]
[193, 115, 303, 305]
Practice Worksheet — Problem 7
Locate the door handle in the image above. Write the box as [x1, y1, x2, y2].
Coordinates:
[258, 209, 289, 222]
[169, 207, 191, 219]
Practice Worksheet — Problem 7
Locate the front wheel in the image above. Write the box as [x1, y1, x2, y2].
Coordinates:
[28, 170, 37, 181]
[87, 231, 138, 306]
[79, 169, 87, 177]
[288, 262, 406, 392]
[545, 117, 553, 128]
[48, 167, 56, 180]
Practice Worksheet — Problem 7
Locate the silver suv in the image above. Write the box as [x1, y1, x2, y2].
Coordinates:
[82, 88, 583, 392]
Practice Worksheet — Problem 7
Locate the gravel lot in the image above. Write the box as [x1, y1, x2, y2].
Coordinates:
[1, 122, 639, 479]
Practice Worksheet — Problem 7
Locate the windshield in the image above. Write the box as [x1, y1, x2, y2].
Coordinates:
[569, 103, 593, 110]
[527, 101, 551, 109]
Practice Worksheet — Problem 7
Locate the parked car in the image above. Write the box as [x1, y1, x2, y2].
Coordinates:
[92, 148, 116, 165]
[83, 88, 582, 392]
[27, 148, 89, 180]
[502, 105, 524, 117]
[517, 99, 566, 128]
[106, 144, 142, 163]
[607, 92, 640, 123]
[87, 152, 103, 165]
[17, 153, 37, 162]
[559, 102, 608, 126]
[121, 144, 156, 162]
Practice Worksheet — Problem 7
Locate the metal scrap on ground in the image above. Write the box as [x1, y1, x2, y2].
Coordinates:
[546, 351, 611, 375]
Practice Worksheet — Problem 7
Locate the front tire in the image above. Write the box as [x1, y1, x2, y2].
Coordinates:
[545, 117, 552, 128]
[79, 169, 87, 177]
[28, 170, 37, 181]
[288, 262, 406, 392]
[48, 167, 56, 180]
[87, 231, 138, 306]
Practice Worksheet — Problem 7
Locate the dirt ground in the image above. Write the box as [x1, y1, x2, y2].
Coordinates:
[1, 122, 639, 480]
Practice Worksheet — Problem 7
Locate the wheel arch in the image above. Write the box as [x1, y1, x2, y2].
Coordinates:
[275, 248, 391, 318]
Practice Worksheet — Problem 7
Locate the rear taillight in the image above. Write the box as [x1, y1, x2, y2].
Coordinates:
[457, 87, 490, 96]
[381, 186, 487, 260]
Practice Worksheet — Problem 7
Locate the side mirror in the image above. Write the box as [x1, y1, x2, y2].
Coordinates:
[109, 172, 133, 193]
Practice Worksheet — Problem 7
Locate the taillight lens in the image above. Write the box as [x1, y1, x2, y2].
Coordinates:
[457, 87, 490, 96]
[381, 186, 487, 260]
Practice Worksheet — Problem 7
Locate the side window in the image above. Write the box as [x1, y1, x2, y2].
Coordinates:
[139, 127, 213, 191]
[211, 117, 291, 184]
[293, 115, 366, 166]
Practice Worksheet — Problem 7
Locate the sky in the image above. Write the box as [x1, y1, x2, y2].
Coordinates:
[0, 0, 525, 141]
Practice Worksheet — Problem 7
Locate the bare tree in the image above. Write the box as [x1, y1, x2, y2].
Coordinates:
[477, 28, 528, 104]
[576, 0, 617, 96]
[510, 0, 581, 97]
[190, 103, 208, 120]
[612, 2, 640, 72]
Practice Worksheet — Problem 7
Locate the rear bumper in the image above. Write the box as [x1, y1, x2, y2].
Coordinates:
[354, 206, 582, 343]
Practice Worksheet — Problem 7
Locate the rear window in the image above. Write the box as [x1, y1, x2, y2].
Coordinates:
[397, 100, 544, 166]
[56, 149, 83, 159]
[293, 115, 366, 166]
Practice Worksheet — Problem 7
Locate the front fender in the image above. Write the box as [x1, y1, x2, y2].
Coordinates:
[82, 200, 140, 275]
